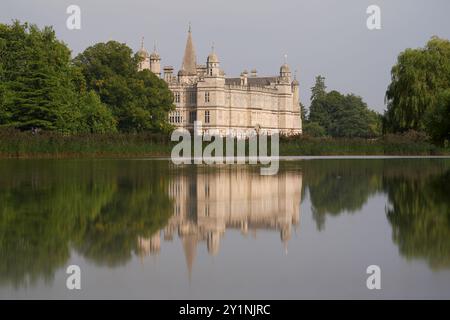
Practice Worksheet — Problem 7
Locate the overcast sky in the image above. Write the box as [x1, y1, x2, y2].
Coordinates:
[1, 0, 449, 112]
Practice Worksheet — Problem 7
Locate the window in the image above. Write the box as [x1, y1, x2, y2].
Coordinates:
[205, 110, 210, 124]
[189, 92, 196, 103]
[189, 111, 197, 123]
[205, 91, 210, 103]
[170, 111, 183, 124]
[174, 92, 180, 103]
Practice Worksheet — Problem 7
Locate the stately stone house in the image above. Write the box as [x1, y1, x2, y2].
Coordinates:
[138, 27, 302, 136]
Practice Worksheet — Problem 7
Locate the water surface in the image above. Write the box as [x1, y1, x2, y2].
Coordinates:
[0, 158, 449, 299]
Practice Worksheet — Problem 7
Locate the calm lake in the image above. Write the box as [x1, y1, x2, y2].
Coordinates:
[0, 158, 449, 299]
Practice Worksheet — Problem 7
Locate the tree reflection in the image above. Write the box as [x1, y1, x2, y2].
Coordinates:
[385, 169, 450, 270]
[74, 162, 173, 267]
[302, 160, 383, 230]
[0, 160, 172, 287]
[303, 159, 450, 269]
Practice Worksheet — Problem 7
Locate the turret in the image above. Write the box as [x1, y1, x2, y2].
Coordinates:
[137, 37, 150, 71]
[240, 70, 248, 86]
[207, 45, 220, 77]
[149, 43, 161, 77]
[279, 63, 291, 83]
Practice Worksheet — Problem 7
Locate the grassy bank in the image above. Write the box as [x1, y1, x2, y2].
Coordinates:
[0, 130, 173, 158]
[279, 134, 450, 156]
[0, 129, 449, 158]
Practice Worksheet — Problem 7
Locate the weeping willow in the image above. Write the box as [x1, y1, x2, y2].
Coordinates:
[385, 37, 450, 133]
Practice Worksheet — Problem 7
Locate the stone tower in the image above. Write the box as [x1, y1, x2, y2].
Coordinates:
[137, 37, 150, 71]
[207, 45, 220, 77]
[149, 43, 161, 77]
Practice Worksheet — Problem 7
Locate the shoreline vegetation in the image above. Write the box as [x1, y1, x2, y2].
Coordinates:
[1, 129, 448, 159]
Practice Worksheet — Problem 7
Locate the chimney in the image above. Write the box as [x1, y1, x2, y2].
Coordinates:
[242, 70, 248, 86]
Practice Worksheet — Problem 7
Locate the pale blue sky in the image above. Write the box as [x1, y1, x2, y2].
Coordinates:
[1, 0, 450, 112]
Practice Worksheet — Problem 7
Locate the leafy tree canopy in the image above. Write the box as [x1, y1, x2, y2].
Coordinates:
[384, 36, 450, 134]
[308, 76, 381, 138]
[0, 21, 116, 133]
[73, 41, 174, 133]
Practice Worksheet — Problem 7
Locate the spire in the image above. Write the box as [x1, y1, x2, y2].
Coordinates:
[181, 24, 197, 75]
[141, 36, 145, 50]
[182, 234, 197, 282]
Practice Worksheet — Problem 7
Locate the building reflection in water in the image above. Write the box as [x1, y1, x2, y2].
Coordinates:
[137, 168, 303, 275]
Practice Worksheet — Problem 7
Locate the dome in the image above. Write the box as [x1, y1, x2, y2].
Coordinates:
[280, 63, 290, 74]
[207, 52, 219, 63]
[150, 51, 160, 60]
[292, 79, 299, 86]
[138, 48, 149, 58]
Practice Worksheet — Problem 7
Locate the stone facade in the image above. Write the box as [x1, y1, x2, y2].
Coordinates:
[138, 28, 302, 136]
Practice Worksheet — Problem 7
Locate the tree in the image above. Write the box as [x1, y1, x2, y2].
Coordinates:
[309, 76, 381, 138]
[0, 80, 11, 126]
[0, 22, 79, 132]
[330, 93, 381, 138]
[77, 91, 117, 134]
[0, 21, 117, 134]
[424, 89, 450, 145]
[300, 102, 308, 123]
[310, 75, 326, 102]
[384, 37, 450, 133]
[74, 41, 174, 133]
[0, 56, 10, 125]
